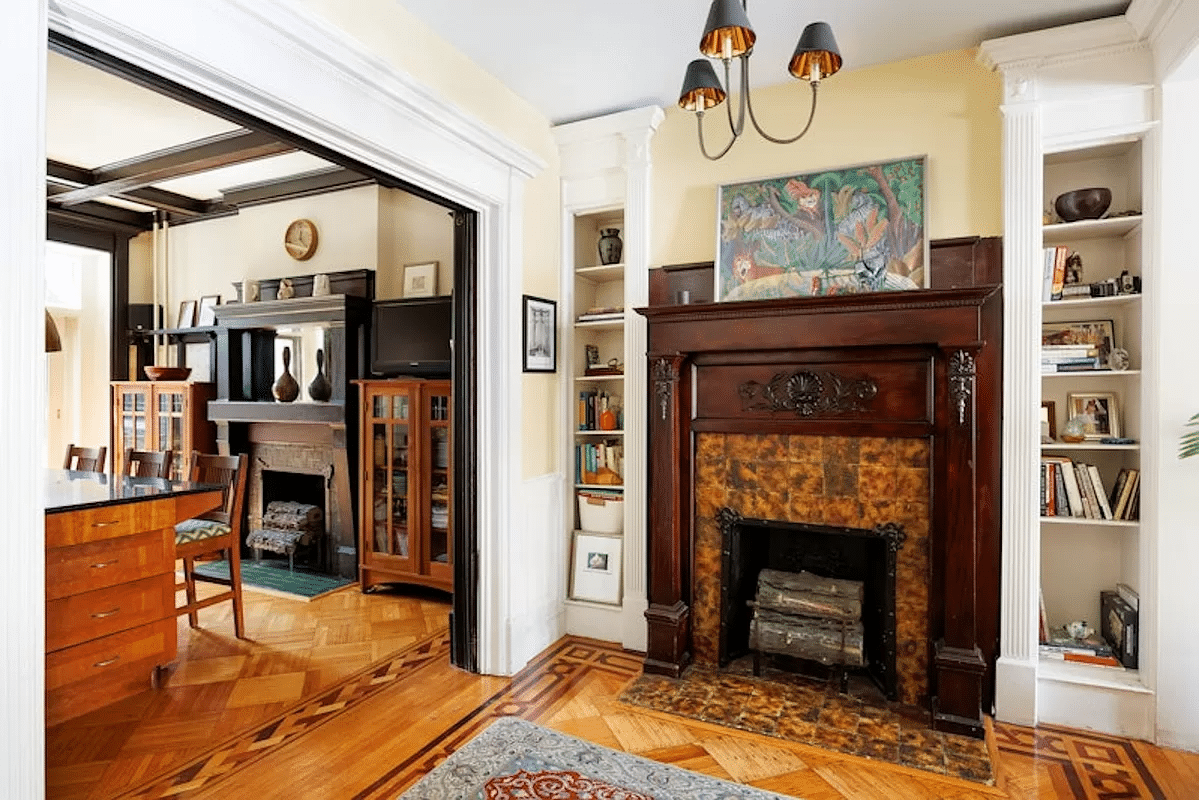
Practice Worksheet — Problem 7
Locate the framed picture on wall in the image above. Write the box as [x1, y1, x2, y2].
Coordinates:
[403, 262, 438, 298]
[715, 155, 928, 302]
[522, 295, 556, 373]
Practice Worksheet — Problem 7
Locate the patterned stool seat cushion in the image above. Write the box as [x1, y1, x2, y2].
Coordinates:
[175, 518, 232, 544]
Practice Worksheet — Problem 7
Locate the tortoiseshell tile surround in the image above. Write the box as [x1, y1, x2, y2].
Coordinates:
[692, 433, 931, 708]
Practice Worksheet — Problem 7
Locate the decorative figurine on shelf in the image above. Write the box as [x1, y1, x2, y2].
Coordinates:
[1061, 414, 1089, 443]
[307, 348, 332, 402]
[1064, 252, 1083, 285]
[273, 346, 300, 403]
[277, 278, 296, 299]
[312, 273, 331, 296]
[597, 228, 622, 265]
[1108, 347, 1131, 371]
[243, 279, 260, 302]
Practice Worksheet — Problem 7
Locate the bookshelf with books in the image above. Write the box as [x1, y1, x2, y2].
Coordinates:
[1037, 137, 1149, 703]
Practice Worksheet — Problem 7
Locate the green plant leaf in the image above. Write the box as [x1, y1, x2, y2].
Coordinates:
[1180, 412, 1199, 459]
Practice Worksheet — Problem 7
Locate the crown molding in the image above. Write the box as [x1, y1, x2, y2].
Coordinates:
[551, 106, 665, 147]
[978, 16, 1146, 73]
[1128, 0, 1199, 80]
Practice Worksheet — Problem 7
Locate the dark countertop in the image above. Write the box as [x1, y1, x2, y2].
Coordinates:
[45, 469, 222, 514]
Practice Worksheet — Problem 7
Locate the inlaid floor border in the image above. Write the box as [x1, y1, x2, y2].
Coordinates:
[114, 631, 453, 800]
[112, 634, 1175, 800]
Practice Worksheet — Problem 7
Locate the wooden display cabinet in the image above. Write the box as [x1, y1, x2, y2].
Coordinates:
[111, 381, 217, 480]
[356, 379, 452, 593]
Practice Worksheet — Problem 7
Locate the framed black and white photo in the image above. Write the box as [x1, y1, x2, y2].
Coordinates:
[522, 295, 556, 373]
[569, 531, 622, 604]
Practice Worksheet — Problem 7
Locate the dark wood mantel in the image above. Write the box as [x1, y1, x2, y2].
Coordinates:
[637, 284, 1002, 737]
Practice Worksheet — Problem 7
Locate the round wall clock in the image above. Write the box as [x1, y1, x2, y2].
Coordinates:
[284, 219, 318, 261]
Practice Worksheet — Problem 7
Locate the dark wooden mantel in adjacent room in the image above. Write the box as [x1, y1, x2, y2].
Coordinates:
[637, 279, 1002, 738]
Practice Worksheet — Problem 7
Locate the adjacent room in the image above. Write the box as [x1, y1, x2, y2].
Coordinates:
[10, 0, 1199, 798]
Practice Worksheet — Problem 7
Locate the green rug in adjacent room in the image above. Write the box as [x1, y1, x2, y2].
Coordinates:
[401, 717, 787, 799]
[193, 559, 354, 600]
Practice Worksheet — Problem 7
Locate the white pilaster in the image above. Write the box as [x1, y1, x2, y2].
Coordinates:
[995, 82, 1043, 727]
[0, 1, 47, 795]
[554, 107, 663, 651]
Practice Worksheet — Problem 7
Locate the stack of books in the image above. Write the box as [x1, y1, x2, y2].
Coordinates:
[1040, 457, 1140, 521]
[575, 439, 623, 485]
[1041, 245, 1069, 302]
[576, 305, 623, 323]
[1041, 343, 1104, 373]
[578, 390, 619, 431]
[1040, 624, 1121, 666]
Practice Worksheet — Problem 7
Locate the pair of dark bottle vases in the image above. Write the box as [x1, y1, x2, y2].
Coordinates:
[273, 346, 332, 403]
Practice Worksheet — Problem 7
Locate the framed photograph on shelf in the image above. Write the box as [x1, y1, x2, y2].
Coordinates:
[1040, 400, 1057, 443]
[522, 295, 557, 373]
[716, 156, 928, 302]
[197, 295, 221, 327]
[570, 530, 623, 605]
[1041, 319, 1115, 365]
[402, 261, 438, 298]
[1066, 392, 1121, 440]
[176, 300, 197, 329]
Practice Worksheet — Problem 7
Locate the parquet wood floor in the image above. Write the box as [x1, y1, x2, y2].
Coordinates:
[46, 583, 1199, 799]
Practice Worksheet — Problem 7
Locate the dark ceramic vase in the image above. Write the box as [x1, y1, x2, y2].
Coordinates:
[308, 348, 332, 402]
[273, 346, 300, 403]
[597, 228, 623, 265]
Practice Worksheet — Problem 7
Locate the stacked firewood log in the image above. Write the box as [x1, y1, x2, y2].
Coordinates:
[748, 568, 865, 666]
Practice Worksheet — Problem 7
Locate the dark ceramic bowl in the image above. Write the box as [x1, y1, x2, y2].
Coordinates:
[144, 366, 191, 381]
[1054, 188, 1112, 222]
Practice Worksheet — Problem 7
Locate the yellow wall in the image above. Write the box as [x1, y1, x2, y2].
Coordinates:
[651, 48, 1003, 268]
[377, 188, 456, 301]
[296, 0, 563, 479]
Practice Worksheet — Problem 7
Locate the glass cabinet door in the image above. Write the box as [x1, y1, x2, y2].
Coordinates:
[426, 387, 452, 578]
[154, 387, 187, 479]
[368, 387, 416, 570]
[116, 385, 150, 468]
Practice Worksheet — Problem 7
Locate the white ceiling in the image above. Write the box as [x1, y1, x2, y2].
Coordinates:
[46, 0, 1131, 210]
[395, 0, 1131, 125]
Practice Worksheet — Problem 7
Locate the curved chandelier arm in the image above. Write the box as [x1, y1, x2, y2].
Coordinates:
[696, 110, 738, 161]
[743, 55, 821, 145]
[722, 58, 747, 138]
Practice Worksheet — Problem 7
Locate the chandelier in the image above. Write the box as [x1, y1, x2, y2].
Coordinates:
[677, 0, 842, 160]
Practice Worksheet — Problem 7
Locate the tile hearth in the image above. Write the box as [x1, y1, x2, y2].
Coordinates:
[618, 660, 994, 785]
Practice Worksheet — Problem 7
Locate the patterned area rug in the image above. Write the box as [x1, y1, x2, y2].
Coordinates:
[618, 664, 994, 785]
[401, 717, 789, 799]
[194, 558, 354, 600]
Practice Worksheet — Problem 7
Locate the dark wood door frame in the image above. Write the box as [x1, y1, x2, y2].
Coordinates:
[48, 33, 481, 672]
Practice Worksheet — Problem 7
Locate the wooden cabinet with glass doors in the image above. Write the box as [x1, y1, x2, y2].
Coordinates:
[111, 381, 217, 480]
[356, 379, 452, 593]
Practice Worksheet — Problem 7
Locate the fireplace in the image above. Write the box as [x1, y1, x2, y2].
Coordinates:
[718, 509, 904, 701]
[639, 285, 1002, 737]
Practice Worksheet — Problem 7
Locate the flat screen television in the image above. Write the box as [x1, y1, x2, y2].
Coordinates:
[371, 296, 453, 377]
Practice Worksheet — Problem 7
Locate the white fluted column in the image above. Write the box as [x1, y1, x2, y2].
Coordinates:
[0, 1, 48, 794]
[620, 115, 663, 650]
[995, 77, 1043, 727]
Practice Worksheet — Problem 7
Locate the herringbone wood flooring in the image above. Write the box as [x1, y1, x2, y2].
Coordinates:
[46, 583, 1199, 799]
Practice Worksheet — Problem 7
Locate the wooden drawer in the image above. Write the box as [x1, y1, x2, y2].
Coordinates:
[46, 529, 172, 601]
[46, 574, 173, 652]
[45, 618, 175, 728]
[45, 499, 175, 548]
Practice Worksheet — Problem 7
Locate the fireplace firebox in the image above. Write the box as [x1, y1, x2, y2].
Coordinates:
[717, 507, 904, 700]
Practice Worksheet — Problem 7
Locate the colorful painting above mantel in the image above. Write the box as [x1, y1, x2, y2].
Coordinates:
[717, 156, 928, 301]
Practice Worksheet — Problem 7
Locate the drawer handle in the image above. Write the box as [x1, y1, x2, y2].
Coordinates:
[93, 655, 120, 668]
[90, 559, 119, 569]
[91, 520, 122, 528]
[91, 607, 121, 619]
